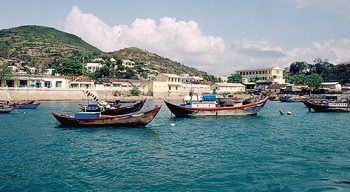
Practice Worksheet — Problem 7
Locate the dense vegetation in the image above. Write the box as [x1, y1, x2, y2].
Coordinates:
[286, 58, 350, 87]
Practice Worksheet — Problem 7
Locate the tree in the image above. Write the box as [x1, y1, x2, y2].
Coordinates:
[285, 74, 305, 85]
[250, 76, 261, 83]
[124, 68, 137, 79]
[0, 64, 13, 81]
[335, 64, 350, 84]
[227, 73, 242, 83]
[130, 85, 141, 96]
[53, 60, 84, 76]
[289, 61, 308, 74]
[304, 74, 323, 89]
[203, 74, 217, 82]
[93, 66, 111, 79]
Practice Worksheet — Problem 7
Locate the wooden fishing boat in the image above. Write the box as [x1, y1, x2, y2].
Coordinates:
[0, 104, 15, 113]
[52, 105, 161, 127]
[164, 97, 269, 117]
[15, 101, 41, 109]
[79, 99, 146, 115]
[303, 98, 350, 112]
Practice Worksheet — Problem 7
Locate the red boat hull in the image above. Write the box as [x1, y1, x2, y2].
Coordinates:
[165, 97, 268, 117]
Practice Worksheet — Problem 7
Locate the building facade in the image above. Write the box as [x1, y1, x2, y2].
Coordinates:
[236, 67, 285, 84]
[210, 83, 246, 94]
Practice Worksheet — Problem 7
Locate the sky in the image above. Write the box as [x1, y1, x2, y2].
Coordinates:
[1, 0, 350, 75]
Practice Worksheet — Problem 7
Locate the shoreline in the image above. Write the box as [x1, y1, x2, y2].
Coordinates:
[0, 88, 253, 102]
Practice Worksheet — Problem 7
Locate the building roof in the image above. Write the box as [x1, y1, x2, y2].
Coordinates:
[64, 76, 94, 82]
[321, 82, 340, 85]
[267, 84, 286, 89]
[213, 83, 245, 87]
[162, 73, 181, 78]
[235, 66, 283, 72]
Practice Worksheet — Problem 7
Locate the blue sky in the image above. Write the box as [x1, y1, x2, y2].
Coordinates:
[1, 0, 350, 74]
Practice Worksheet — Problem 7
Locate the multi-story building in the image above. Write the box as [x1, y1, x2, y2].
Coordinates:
[210, 83, 246, 94]
[235, 67, 285, 84]
[122, 59, 135, 68]
[85, 63, 102, 73]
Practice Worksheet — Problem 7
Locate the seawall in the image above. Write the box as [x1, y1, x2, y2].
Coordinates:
[0, 88, 120, 101]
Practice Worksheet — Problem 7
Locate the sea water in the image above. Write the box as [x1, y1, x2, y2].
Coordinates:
[0, 101, 349, 191]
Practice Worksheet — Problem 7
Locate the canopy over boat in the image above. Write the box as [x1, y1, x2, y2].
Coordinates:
[52, 105, 161, 127]
[79, 99, 146, 115]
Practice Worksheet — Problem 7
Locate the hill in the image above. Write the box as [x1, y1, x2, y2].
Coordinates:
[0, 25, 102, 68]
[116, 47, 207, 77]
[0, 25, 208, 77]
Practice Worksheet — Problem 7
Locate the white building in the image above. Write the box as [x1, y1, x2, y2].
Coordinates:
[142, 73, 183, 97]
[181, 74, 203, 83]
[182, 83, 211, 94]
[218, 76, 228, 83]
[236, 67, 285, 84]
[0, 74, 68, 89]
[155, 73, 182, 92]
[65, 76, 95, 89]
[85, 63, 103, 73]
[321, 82, 342, 92]
[122, 59, 135, 68]
[211, 83, 246, 94]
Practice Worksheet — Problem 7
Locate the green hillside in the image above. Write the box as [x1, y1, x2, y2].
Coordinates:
[117, 47, 207, 76]
[0, 25, 208, 77]
[0, 25, 102, 68]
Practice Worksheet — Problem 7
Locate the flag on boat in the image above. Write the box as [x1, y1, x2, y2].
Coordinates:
[84, 91, 99, 102]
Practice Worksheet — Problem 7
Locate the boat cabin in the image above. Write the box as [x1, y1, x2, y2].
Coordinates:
[74, 112, 101, 118]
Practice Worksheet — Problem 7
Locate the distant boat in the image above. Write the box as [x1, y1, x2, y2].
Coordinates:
[164, 96, 269, 117]
[52, 105, 161, 127]
[78, 99, 146, 115]
[15, 101, 41, 109]
[0, 104, 15, 113]
[279, 95, 296, 102]
[303, 98, 350, 112]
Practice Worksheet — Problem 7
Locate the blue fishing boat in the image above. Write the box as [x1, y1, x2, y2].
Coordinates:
[15, 101, 41, 109]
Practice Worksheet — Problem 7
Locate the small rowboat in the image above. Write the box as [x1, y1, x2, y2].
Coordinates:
[79, 99, 146, 115]
[0, 104, 15, 113]
[15, 101, 41, 109]
[164, 97, 268, 117]
[52, 105, 161, 127]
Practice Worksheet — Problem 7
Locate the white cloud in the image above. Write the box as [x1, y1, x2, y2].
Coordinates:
[292, 0, 350, 16]
[65, 6, 350, 75]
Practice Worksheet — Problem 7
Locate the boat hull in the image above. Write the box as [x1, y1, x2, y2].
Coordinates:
[15, 103, 41, 109]
[303, 100, 350, 112]
[0, 105, 15, 113]
[52, 105, 161, 127]
[164, 98, 268, 117]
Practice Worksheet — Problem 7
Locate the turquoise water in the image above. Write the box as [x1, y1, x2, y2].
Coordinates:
[0, 101, 350, 191]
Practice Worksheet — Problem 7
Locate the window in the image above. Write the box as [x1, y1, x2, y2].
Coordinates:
[6, 80, 14, 87]
[44, 81, 52, 88]
[19, 80, 27, 87]
[56, 81, 62, 88]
